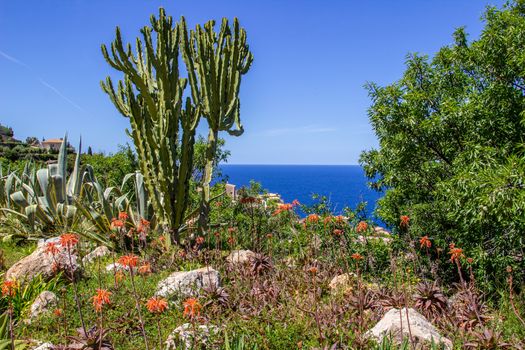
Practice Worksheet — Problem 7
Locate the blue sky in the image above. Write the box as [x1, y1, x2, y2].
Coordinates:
[0, 0, 504, 164]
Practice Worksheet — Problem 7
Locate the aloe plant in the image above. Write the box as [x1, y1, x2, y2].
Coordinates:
[5, 136, 92, 235]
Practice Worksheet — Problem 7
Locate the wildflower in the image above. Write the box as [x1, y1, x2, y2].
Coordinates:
[306, 214, 320, 224]
[118, 212, 129, 221]
[178, 250, 187, 258]
[266, 233, 273, 239]
[138, 262, 152, 275]
[227, 227, 236, 234]
[307, 266, 318, 275]
[449, 246, 464, 263]
[44, 242, 60, 256]
[215, 201, 223, 208]
[273, 203, 293, 215]
[1, 280, 18, 297]
[335, 215, 345, 224]
[53, 308, 63, 317]
[195, 236, 205, 245]
[292, 199, 300, 206]
[400, 215, 410, 228]
[183, 298, 201, 319]
[118, 254, 139, 268]
[111, 218, 124, 229]
[227, 236, 235, 245]
[356, 221, 368, 233]
[333, 229, 343, 236]
[115, 271, 125, 284]
[92, 289, 112, 312]
[323, 216, 333, 225]
[146, 297, 168, 314]
[59, 233, 79, 248]
[213, 231, 220, 238]
[351, 253, 364, 261]
[419, 235, 431, 249]
[467, 258, 474, 264]
[137, 218, 150, 233]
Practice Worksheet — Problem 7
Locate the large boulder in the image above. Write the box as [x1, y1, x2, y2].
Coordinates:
[225, 250, 255, 266]
[82, 246, 111, 264]
[156, 267, 220, 299]
[6, 238, 79, 283]
[165, 323, 219, 350]
[29, 291, 58, 320]
[366, 308, 452, 349]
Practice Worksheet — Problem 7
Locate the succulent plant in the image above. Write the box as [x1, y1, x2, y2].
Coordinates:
[413, 281, 449, 320]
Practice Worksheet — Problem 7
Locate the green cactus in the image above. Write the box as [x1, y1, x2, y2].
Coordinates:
[100, 9, 200, 243]
[180, 16, 253, 233]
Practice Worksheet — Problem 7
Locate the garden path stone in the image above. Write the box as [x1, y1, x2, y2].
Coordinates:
[165, 323, 219, 349]
[365, 307, 452, 349]
[6, 237, 80, 283]
[82, 246, 111, 264]
[156, 266, 220, 298]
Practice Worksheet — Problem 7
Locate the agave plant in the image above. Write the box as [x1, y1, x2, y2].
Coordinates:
[413, 282, 449, 320]
[4, 136, 92, 236]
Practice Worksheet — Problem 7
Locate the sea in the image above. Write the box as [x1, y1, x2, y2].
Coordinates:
[219, 164, 383, 220]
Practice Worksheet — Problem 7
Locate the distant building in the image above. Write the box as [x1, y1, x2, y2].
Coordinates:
[41, 138, 64, 151]
[225, 183, 237, 200]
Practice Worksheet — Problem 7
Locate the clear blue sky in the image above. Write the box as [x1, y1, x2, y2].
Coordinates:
[0, 0, 504, 164]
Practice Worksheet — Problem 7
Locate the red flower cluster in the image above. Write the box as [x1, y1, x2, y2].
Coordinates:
[1, 280, 18, 297]
[111, 218, 125, 229]
[306, 214, 320, 224]
[44, 242, 60, 256]
[400, 215, 410, 228]
[448, 244, 464, 263]
[146, 297, 168, 314]
[138, 262, 152, 275]
[195, 236, 205, 245]
[183, 298, 201, 319]
[59, 233, 79, 248]
[419, 236, 431, 249]
[356, 221, 368, 233]
[118, 212, 129, 221]
[333, 229, 343, 236]
[273, 203, 293, 215]
[118, 254, 139, 268]
[137, 218, 150, 234]
[92, 289, 111, 312]
[351, 253, 364, 261]
[292, 199, 300, 206]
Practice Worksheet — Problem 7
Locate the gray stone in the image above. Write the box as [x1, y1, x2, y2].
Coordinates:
[225, 250, 255, 265]
[6, 238, 80, 283]
[329, 273, 356, 295]
[29, 291, 58, 320]
[82, 246, 111, 264]
[165, 323, 219, 350]
[156, 267, 220, 298]
[31, 342, 54, 350]
[365, 308, 452, 349]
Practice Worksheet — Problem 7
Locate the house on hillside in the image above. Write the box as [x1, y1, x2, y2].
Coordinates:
[41, 138, 64, 151]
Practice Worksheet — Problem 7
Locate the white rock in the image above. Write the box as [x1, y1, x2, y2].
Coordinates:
[82, 246, 111, 264]
[6, 237, 80, 283]
[32, 343, 54, 350]
[225, 250, 255, 265]
[29, 291, 58, 320]
[165, 323, 219, 350]
[356, 235, 392, 244]
[365, 308, 452, 349]
[156, 267, 220, 298]
[329, 273, 356, 295]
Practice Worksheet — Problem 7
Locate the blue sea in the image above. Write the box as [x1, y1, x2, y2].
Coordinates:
[219, 165, 383, 219]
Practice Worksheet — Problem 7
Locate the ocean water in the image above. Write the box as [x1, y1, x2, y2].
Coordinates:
[219, 164, 383, 219]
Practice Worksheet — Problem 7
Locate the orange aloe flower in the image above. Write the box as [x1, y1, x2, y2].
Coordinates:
[449, 246, 464, 263]
[1, 280, 18, 297]
[356, 221, 368, 233]
[59, 233, 79, 248]
[351, 253, 364, 261]
[118, 212, 129, 221]
[333, 229, 343, 236]
[195, 236, 205, 245]
[400, 215, 410, 228]
[419, 236, 431, 249]
[323, 216, 333, 225]
[306, 214, 320, 224]
[292, 199, 300, 206]
[138, 262, 152, 275]
[273, 203, 293, 215]
[118, 254, 139, 268]
[111, 218, 124, 229]
[44, 242, 60, 256]
[335, 215, 345, 224]
[307, 266, 318, 275]
[183, 298, 202, 319]
[53, 308, 63, 317]
[146, 297, 168, 314]
[92, 289, 112, 312]
[137, 218, 150, 233]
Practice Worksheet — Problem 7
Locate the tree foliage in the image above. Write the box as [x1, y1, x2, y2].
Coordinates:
[360, 0, 525, 289]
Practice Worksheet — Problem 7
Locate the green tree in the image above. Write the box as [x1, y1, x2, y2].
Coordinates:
[360, 1, 525, 290]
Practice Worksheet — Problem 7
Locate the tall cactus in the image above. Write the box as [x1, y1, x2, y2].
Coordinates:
[100, 9, 200, 243]
[180, 16, 253, 233]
